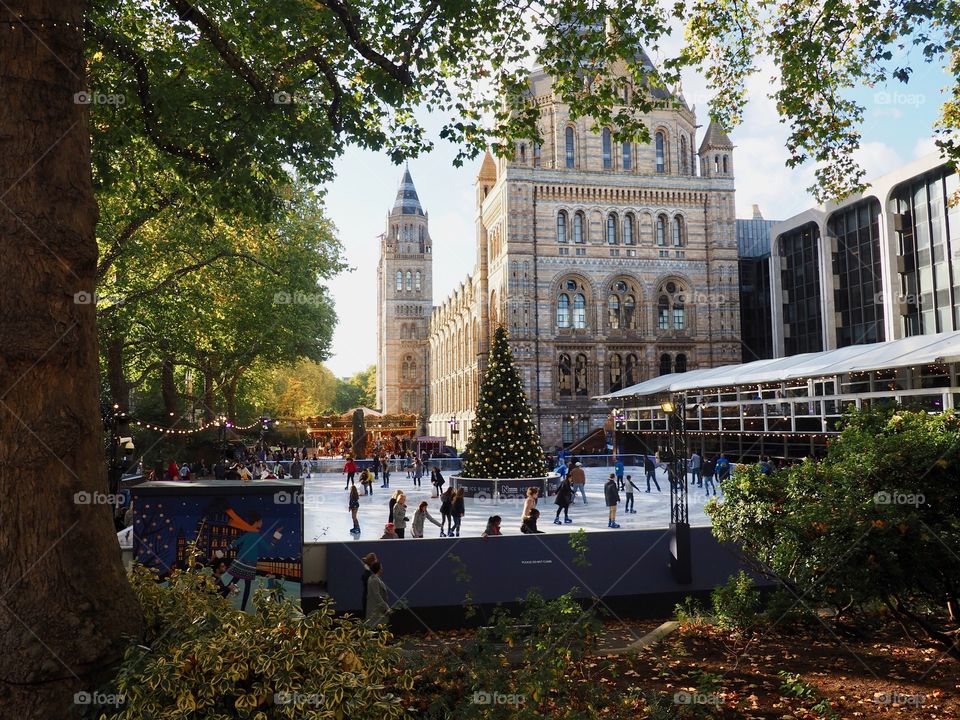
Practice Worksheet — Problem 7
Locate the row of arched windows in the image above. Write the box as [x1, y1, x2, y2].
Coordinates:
[556, 279, 689, 332]
[558, 351, 683, 395]
[556, 211, 685, 246]
[394, 269, 423, 292]
[563, 127, 697, 175]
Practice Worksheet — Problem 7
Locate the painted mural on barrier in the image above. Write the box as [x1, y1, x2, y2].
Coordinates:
[132, 480, 303, 613]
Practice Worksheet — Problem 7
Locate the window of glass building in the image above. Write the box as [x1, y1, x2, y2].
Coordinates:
[828, 198, 883, 347]
[778, 222, 824, 355]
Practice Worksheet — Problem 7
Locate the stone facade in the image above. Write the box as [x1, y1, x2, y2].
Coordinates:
[376, 168, 432, 420]
[378, 67, 741, 450]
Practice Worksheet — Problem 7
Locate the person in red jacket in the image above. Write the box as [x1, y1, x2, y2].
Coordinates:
[343, 457, 358, 490]
[166, 460, 179, 482]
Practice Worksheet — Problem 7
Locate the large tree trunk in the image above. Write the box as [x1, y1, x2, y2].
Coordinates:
[224, 372, 240, 420]
[202, 362, 215, 422]
[0, 2, 142, 717]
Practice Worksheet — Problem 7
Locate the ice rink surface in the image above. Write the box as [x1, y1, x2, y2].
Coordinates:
[300, 465, 720, 543]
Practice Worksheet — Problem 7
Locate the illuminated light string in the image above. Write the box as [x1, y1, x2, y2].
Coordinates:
[129, 417, 275, 435]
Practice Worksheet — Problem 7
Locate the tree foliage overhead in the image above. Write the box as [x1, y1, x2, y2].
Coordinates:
[86, 0, 960, 205]
[709, 407, 960, 660]
[461, 327, 545, 479]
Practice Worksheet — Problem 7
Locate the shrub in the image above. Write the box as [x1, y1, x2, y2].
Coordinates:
[709, 408, 960, 659]
[711, 571, 760, 631]
[105, 563, 413, 719]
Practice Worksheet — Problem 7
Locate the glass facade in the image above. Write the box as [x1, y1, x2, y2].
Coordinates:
[737, 215, 776, 361]
[828, 198, 884, 347]
[778, 222, 823, 355]
[891, 166, 960, 336]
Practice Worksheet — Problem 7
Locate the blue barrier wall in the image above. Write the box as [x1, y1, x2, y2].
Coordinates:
[325, 526, 758, 614]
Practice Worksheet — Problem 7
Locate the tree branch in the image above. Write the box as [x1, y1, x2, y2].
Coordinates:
[312, 0, 414, 87]
[86, 23, 219, 168]
[167, 0, 272, 100]
[99, 251, 281, 317]
[97, 193, 181, 280]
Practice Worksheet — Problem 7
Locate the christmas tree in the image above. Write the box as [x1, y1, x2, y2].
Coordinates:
[461, 326, 546, 478]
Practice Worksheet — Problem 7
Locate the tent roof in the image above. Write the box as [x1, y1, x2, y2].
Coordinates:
[341, 406, 383, 418]
[597, 329, 960, 400]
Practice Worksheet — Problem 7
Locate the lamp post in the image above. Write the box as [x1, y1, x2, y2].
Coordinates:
[448, 417, 460, 449]
[611, 408, 624, 461]
[660, 394, 691, 584]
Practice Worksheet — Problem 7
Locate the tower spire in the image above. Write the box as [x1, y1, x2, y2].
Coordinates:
[393, 166, 424, 216]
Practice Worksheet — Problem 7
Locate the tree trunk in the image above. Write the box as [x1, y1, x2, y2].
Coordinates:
[0, 2, 142, 716]
[161, 356, 178, 419]
[224, 373, 240, 420]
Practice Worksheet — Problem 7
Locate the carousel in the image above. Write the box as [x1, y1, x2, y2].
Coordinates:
[304, 407, 418, 458]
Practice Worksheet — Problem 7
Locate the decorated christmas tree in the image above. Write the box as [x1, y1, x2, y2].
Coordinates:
[461, 326, 546, 478]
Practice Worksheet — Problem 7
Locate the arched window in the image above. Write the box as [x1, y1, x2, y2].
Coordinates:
[622, 142, 632, 170]
[415, 271, 422, 291]
[557, 211, 568, 243]
[658, 281, 687, 331]
[675, 354, 687, 373]
[606, 213, 618, 244]
[573, 293, 586, 329]
[626, 353, 640, 386]
[602, 128, 612, 169]
[565, 126, 575, 168]
[405, 271, 412, 291]
[395, 271, 403, 291]
[672, 215, 684, 247]
[518, 142, 526, 163]
[656, 215, 666, 246]
[658, 293, 670, 330]
[575, 354, 588, 395]
[623, 213, 634, 245]
[722, 155, 729, 173]
[609, 353, 623, 392]
[659, 353, 672, 376]
[623, 294, 636, 328]
[573, 212, 585, 244]
[680, 136, 688, 174]
[557, 293, 571, 328]
[714, 154, 720, 173]
[655, 131, 666, 173]
[608, 294, 621, 329]
[558, 353, 572, 396]
[533, 142, 541, 168]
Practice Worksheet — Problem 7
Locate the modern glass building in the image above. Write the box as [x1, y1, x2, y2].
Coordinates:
[737, 205, 778, 362]
[770, 153, 959, 356]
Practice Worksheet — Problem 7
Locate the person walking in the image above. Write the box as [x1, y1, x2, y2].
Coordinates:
[382, 458, 391, 489]
[429, 466, 443, 496]
[348, 485, 361, 535]
[412, 459, 424, 488]
[689, 451, 702, 487]
[392, 492, 410, 539]
[644, 453, 661, 492]
[411, 501, 442, 538]
[624, 474, 640, 513]
[520, 508, 544, 534]
[702, 456, 717, 496]
[568, 462, 587, 504]
[373, 455, 381, 485]
[388, 489, 401, 526]
[451, 487, 465, 537]
[482, 515, 502, 537]
[361, 552, 378, 617]
[343, 457, 357, 490]
[365, 560, 390, 627]
[439, 486, 454, 536]
[521, 487, 539, 528]
[553, 474, 574, 524]
[604, 473, 621, 528]
[614, 457, 625, 490]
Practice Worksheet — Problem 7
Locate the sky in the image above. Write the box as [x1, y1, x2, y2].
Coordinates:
[320, 44, 952, 378]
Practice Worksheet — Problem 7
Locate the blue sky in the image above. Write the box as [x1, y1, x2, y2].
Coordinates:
[320, 51, 952, 378]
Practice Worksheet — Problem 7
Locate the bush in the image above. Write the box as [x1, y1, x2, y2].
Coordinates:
[104, 563, 413, 719]
[711, 571, 760, 631]
[709, 408, 960, 659]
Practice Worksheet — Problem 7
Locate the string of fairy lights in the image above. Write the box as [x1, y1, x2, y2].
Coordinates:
[129, 418, 271, 436]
